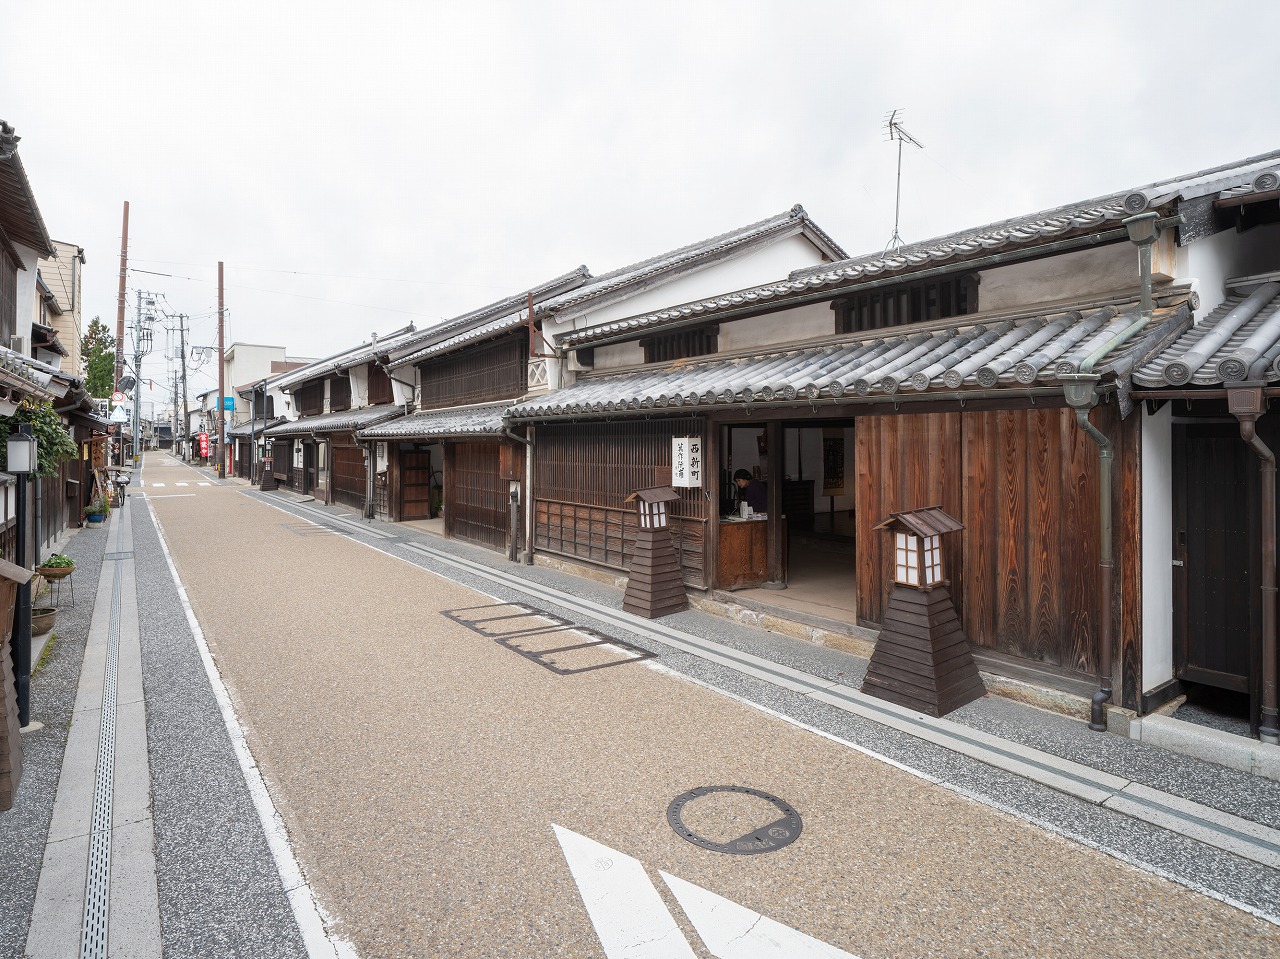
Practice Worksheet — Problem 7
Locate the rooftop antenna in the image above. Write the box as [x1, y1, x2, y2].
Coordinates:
[883, 109, 924, 255]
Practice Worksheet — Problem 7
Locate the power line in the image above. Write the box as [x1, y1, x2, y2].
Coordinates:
[128, 257, 513, 291]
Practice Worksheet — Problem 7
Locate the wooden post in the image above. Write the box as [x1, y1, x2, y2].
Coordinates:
[0, 558, 34, 810]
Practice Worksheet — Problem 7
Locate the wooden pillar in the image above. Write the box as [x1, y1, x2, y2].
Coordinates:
[766, 418, 784, 584]
[705, 419, 721, 588]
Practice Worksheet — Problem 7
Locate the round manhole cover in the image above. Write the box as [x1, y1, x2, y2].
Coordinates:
[667, 786, 802, 855]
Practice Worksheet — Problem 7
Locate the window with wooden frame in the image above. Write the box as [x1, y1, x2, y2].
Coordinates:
[367, 362, 394, 405]
[640, 324, 718, 364]
[0, 246, 16, 345]
[417, 332, 528, 411]
[329, 374, 352, 412]
[294, 379, 324, 417]
[835, 274, 978, 334]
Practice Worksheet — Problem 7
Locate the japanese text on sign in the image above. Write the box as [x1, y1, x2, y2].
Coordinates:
[671, 437, 702, 488]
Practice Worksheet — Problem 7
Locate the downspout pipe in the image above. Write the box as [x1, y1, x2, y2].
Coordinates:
[1234, 362, 1280, 744]
[504, 426, 535, 565]
[1059, 210, 1180, 732]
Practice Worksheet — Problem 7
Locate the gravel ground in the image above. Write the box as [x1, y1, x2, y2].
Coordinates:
[254, 489, 1280, 920]
[0, 524, 106, 959]
[131, 494, 308, 959]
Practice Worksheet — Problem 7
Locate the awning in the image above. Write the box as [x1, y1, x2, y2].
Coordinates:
[228, 417, 285, 438]
[357, 401, 509, 440]
[263, 405, 403, 438]
[508, 299, 1192, 421]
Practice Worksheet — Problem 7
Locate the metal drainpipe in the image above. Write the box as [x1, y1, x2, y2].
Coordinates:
[1235, 359, 1280, 743]
[1060, 210, 1181, 731]
[505, 426, 535, 564]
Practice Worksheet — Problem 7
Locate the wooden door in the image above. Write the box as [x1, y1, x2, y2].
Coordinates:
[302, 443, 315, 495]
[332, 444, 367, 511]
[400, 448, 436, 520]
[446, 441, 508, 551]
[1173, 424, 1254, 693]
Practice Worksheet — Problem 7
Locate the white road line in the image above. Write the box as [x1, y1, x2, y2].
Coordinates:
[175, 483, 189, 487]
[552, 825, 696, 959]
[145, 494, 197, 500]
[151, 483, 166, 488]
[660, 872, 859, 959]
[197, 482, 212, 487]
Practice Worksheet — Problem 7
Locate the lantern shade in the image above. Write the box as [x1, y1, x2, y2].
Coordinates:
[6, 432, 37, 474]
[624, 486, 680, 529]
[874, 506, 962, 590]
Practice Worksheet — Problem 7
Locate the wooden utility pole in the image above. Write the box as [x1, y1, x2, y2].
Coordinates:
[217, 261, 226, 476]
[114, 201, 129, 391]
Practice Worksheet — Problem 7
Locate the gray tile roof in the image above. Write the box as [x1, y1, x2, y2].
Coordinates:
[1133, 281, 1280, 388]
[509, 300, 1191, 420]
[356, 401, 509, 440]
[263, 405, 404, 437]
[227, 417, 285, 438]
[386, 267, 592, 370]
[558, 150, 1280, 351]
[270, 325, 421, 393]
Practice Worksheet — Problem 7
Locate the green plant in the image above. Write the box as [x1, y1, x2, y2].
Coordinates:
[84, 495, 111, 517]
[39, 553, 75, 568]
[0, 399, 77, 476]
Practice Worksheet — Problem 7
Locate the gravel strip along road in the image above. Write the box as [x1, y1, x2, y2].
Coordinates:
[146, 454, 1280, 959]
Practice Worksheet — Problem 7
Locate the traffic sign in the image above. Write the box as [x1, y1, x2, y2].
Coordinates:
[109, 406, 128, 423]
[111, 391, 126, 405]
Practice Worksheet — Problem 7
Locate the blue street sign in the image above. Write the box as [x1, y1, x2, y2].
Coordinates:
[223, 397, 234, 410]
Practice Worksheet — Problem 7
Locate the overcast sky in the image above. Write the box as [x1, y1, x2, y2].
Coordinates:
[5, 1, 1279, 413]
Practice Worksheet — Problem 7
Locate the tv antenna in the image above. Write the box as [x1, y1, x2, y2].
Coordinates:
[883, 109, 924, 254]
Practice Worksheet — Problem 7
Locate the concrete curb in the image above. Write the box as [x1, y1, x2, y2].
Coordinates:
[1140, 715, 1280, 782]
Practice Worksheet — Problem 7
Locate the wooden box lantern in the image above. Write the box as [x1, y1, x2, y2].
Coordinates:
[862, 506, 986, 717]
[622, 487, 688, 618]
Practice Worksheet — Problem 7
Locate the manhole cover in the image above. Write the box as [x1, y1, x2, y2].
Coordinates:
[667, 786, 802, 855]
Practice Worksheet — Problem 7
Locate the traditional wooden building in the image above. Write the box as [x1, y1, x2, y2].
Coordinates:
[508, 150, 1280, 741]
[262, 327, 418, 507]
[364, 207, 846, 554]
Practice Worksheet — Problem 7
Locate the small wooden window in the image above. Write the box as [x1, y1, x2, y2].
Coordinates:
[836, 274, 978, 334]
[367, 362, 394, 405]
[641, 325, 718, 364]
[330, 375, 351, 412]
[295, 380, 324, 417]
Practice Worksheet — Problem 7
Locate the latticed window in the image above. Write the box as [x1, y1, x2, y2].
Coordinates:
[0, 247, 16, 346]
[367, 362, 394, 405]
[329, 375, 351, 412]
[836, 274, 978, 334]
[418, 333, 527, 410]
[295, 380, 324, 416]
[641, 325, 718, 364]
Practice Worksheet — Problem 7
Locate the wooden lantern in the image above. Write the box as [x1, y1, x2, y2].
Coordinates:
[861, 506, 986, 717]
[622, 486, 688, 618]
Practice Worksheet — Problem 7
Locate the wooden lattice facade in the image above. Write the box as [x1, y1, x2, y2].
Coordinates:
[534, 417, 708, 587]
[418, 333, 526, 411]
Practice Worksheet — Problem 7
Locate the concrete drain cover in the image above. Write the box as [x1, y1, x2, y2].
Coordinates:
[667, 785, 802, 855]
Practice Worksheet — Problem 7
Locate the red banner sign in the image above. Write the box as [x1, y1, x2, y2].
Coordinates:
[198, 432, 209, 457]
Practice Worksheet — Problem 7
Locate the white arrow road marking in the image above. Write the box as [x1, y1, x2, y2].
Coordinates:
[660, 872, 861, 959]
[552, 825, 697, 959]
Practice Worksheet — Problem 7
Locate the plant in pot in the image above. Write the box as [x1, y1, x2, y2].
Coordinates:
[36, 552, 76, 579]
[31, 605, 56, 636]
[83, 495, 111, 526]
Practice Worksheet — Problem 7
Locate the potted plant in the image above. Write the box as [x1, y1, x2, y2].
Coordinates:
[83, 495, 111, 527]
[36, 553, 75, 579]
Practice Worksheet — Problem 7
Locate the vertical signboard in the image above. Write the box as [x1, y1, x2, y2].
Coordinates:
[671, 437, 703, 488]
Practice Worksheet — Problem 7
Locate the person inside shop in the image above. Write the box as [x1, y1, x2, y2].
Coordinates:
[733, 468, 768, 514]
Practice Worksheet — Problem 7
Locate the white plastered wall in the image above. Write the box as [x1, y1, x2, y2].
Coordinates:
[1141, 402, 1174, 692]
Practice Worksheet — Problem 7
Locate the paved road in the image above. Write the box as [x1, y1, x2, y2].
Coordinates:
[143, 453, 1279, 959]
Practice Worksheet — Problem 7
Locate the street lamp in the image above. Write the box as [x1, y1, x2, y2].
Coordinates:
[7, 425, 36, 728]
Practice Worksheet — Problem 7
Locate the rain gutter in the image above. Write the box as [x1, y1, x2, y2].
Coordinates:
[567, 227, 1131, 352]
[1060, 211, 1181, 732]
[1231, 359, 1279, 743]
[504, 427, 535, 565]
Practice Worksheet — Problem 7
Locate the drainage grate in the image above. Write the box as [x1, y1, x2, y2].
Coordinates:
[667, 786, 802, 856]
[81, 542, 124, 957]
[441, 603, 655, 675]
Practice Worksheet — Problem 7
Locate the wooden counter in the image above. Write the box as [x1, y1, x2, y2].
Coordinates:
[716, 517, 768, 589]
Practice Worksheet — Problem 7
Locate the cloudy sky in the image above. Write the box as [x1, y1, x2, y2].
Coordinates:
[5, 1, 1279, 413]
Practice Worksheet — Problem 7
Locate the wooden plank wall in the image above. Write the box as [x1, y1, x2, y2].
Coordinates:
[856, 402, 1139, 701]
[446, 441, 510, 551]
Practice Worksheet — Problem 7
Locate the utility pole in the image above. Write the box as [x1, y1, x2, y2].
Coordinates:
[217, 261, 226, 477]
[178, 314, 190, 461]
[112, 201, 129, 468]
[130, 292, 155, 466]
